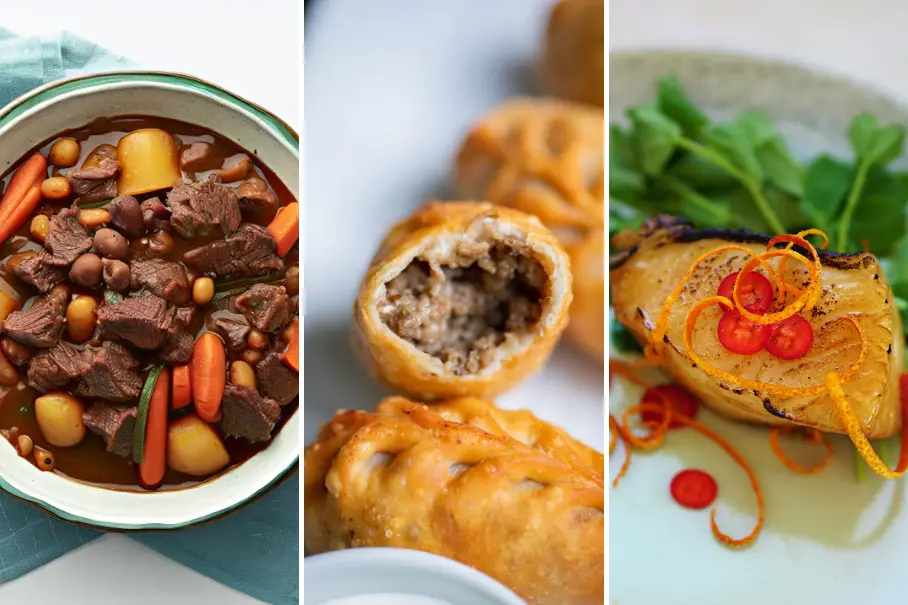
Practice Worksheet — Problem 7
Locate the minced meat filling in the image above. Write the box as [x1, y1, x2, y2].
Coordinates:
[379, 243, 545, 374]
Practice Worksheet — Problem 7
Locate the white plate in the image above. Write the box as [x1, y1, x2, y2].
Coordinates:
[304, 0, 604, 449]
[610, 50, 908, 605]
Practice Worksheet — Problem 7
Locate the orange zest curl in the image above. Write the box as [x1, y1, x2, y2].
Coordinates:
[609, 415, 632, 487]
[768, 427, 834, 474]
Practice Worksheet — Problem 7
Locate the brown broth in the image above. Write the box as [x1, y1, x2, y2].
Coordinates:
[0, 116, 299, 492]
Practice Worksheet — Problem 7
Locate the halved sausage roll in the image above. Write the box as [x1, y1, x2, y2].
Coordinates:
[352, 201, 572, 400]
[304, 396, 604, 605]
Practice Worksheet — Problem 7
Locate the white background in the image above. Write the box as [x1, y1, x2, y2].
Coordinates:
[0, 1, 298, 603]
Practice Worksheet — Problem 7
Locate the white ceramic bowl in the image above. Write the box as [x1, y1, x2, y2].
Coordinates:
[304, 548, 527, 605]
[0, 71, 299, 531]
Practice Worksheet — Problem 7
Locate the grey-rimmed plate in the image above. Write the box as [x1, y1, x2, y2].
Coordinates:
[611, 50, 908, 605]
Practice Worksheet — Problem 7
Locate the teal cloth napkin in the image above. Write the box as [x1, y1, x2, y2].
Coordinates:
[0, 29, 299, 605]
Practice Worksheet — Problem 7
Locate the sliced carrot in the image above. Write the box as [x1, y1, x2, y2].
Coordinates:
[0, 185, 43, 248]
[0, 154, 47, 225]
[139, 367, 170, 489]
[282, 318, 299, 372]
[267, 202, 299, 257]
[172, 364, 192, 409]
[192, 332, 227, 423]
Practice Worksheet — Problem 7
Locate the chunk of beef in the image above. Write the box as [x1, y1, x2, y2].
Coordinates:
[236, 178, 278, 224]
[26, 342, 87, 392]
[67, 157, 119, 204]
[218, 384, 279, 443]
[13, 251, 68, 292]
[76, 341, 142, 402]
[97, 295, 177, 350]
[235, 284, 292, 333]
[130, 259, 190, 305]
[207, 316, 249, 352]
[141, 197, 171, 232]
[45, 208, 92, 266]
[2, 286, 68, 348]
[256, 352, 298, 406]
[108, 195, 145, 239]
[83, 401, 137, 457]
[184, 224, 283, 278]
[166, 175, 241, 238]
[159, 332, 194, 364]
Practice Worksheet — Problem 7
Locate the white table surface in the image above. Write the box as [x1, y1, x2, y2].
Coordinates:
[0, 1, 298, 603]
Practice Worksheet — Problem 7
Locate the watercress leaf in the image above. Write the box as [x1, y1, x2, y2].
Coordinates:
[628, 105, 681, 176]
[706, 122, 764, 183]
[764, 186, 808, 232]
[867, 124, 906, 166]
[610, 124, 636, 169]
[657, 75, 708, 138]
[756, 138, 804, 198]
[610, 317, 643, 354]
[849, 113, 879, 159]
[848, 193, 906, 254]
[667, 153, 739, 191]
[658, 176, 732, 229]
[610, 166, 646, 198]
[737, 110, 777, 147]
[609, 200, 651, 235]
[803, 154, 853, 220]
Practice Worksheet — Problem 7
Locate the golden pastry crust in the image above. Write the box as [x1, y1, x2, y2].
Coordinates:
[539, 0, 604, 107]
[352, 201, 573, 400]
[304, 397, 604, 605]
[565, 233, 604, 360]
[453, 99, 603, 240]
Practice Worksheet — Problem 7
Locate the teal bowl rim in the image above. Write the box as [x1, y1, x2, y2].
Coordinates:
[0, 70, 300, 532]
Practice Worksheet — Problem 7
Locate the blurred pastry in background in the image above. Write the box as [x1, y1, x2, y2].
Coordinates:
[539, 0, 604, 107]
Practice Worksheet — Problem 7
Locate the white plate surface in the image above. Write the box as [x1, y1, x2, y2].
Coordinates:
[610, 50, 908, 605]
[304, 0, 604, 451]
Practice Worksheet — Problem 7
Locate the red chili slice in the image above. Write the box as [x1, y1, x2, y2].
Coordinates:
[670, 469, 718, 510]
[717, 310, 770, 355]
[765, 315, 814, 360]
[717, 271, 774, 315]
[640, 385, 699, 429]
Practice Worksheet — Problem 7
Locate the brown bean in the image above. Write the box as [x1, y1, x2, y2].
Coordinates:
[82, 144, 117, 169]
[93, 228, 128, 259]
[148, 230, 174, 256]
[78, 209, 110, 228]
[33, 448, 55, 471]
[179, 142, 220, 172]
[216, 155, 252, 183]
[69, 254, 103, 288]
[6, 250, 37, 275]
[17, 434, 33, 457]
[247, 329, 268, 350]
[41, 177, 72, 200]
[48, 138, 81, 168]
[1, 337, 32, 366]
[102, 259, 131, 292]
[0, 350, 19, 386]
[241, 348, 262, 365]
[284, 266, 300, 297]
[108, 195, 145, 239]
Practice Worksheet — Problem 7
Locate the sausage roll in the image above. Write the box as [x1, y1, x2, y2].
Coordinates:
[539, 0, 604, 107]
[566, 233, 604, 361]
[453, 99, 603, 243]
[352, 201, 572, 400]
[304, 396, 604, 605]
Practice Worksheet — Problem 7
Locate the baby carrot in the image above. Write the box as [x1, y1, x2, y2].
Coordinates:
[172, 364, 192, 409]
[0, 153, 47, 225]
[267, 202, 299, 257]
[139, 367, 170, 489]
[0, 186, 43, 247]
[192, 332, 226, 422]
[282, 319, 299, 372]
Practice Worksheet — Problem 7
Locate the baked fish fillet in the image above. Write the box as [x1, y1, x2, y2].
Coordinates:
[610, 217, 903, 438]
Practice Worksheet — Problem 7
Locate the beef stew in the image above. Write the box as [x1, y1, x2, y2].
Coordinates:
[0, 117, 299, 491]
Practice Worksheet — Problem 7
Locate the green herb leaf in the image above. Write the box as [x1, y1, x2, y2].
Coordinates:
[610, 317, 643, 355]
[666, 153, 738, 191]
[656, 76, 708, 139]
[628, 105, 681, 176]
[705, 122, 764, 183]
[849, 113, 906, 165]
[803, 155, 853, 222]
[847, 194, 905, 254]
[756, 138, 804, 198]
